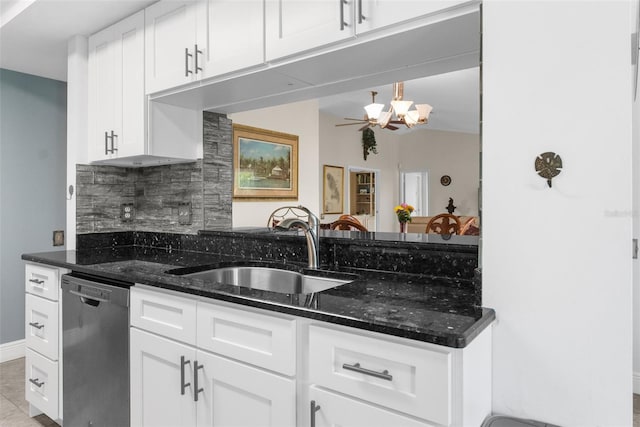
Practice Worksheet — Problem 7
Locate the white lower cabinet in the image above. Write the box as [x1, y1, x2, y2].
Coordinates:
[23, 262, 68, 423]
[309, 386, 432, 427]
[130, 285, 491, 427]
[130, 286, 297, 427]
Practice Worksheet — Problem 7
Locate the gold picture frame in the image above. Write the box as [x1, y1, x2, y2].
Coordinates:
[233, 124, 298, 199]
[323, 165, 344, 214]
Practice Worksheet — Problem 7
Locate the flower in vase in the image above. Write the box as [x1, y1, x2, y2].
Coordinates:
[394, 203, 414, 223]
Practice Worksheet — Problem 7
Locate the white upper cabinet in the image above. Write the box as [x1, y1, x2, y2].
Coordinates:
[355, 0, 469, 34]
[265, 0, 355, 61]
[146, 0, 265, 94]
[198, 0, 264, 78]
[88, 10, 145, 162]
[145, 0, 201, 94]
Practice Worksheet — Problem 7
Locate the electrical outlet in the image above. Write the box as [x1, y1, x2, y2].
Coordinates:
[178, 202, 192, 225]
[121, 203, 134, 222]
[52, 230, 64, 246]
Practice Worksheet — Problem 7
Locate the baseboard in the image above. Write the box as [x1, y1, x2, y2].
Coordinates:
[634, 371, 640, 395]
[0, 339, 25, 362]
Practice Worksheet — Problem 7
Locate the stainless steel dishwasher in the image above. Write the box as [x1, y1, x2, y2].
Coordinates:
[61, 273, 130, 427]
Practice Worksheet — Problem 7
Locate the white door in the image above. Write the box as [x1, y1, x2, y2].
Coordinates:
[356, 0, 467, 33]
[130, 328, 197, 427]
[195, 349, 296, 427]
[199, 0, 264, 78]
[265, 0, 355, 61]
[145, 0, 199, 94]
[112, 10, 146, 158]
[309, 386, 433, 427]
[88, 24, 117, 161]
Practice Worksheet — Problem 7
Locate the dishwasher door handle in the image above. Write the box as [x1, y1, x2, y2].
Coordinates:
[69, 289, 109, 305]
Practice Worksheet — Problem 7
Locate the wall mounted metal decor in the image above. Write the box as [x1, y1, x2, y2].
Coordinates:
[535, 152, 563, 188]
[440, 175, 451, 186]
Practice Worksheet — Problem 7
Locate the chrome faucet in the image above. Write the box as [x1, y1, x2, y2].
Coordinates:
[273, 206, 320, 269]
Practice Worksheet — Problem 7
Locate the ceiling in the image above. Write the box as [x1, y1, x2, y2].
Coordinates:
[0, 0, 479, 134]
[319, 67, 479, 135]
[0, 0, 155, 81]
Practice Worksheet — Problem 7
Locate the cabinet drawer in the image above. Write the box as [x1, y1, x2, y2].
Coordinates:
[25, 263, 59, 301]
[25, 294, 59, 360]
[309, 386, 434, 427]
[197, 300, 296, 376]
[130, 286, 197, 345]
[25, 348, 59, 420]
[309, 325, 451, 425]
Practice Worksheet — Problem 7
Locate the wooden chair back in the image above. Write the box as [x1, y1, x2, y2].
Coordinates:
[459, 217, 480, 236]
[330, 219, 368, 231]
[425, 213, 462, 235]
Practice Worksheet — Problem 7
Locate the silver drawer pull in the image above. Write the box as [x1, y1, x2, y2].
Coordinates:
[29, 322, 44, 330]
[342, 362, 393, 381]
[29, 278, 45, 285]
[29, 378, 44, 388]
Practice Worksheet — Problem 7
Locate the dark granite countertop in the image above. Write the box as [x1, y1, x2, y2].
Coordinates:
[22, 246, 494, 348]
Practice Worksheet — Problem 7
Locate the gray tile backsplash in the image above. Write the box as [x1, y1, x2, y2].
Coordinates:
[76, 112, 232, 235]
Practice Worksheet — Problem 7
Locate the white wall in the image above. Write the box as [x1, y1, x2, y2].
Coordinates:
[483, 2, 633, 425]
[228, 100, 320, 227]
[398, 128, 479, 217]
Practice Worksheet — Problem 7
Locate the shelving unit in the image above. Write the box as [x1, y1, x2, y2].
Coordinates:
[349, 172, 375, 216]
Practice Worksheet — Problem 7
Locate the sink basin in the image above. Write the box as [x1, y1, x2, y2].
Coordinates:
[185, 266, 352, 294]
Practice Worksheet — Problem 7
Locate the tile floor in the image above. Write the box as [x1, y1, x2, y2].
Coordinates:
[0, 358, 57, 427]
[1, 357, 639, 426]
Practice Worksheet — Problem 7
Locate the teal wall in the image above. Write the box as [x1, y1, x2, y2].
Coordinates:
[0, 69, 67, 345]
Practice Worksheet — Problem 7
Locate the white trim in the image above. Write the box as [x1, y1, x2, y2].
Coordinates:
[634, 371, 640, 395]
[0, 339, 25, 362]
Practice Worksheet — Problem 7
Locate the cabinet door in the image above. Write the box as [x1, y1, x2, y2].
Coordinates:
[88, 24, 116, 162]
[130, 328, 197, 427]
[88, 10, 145, 162]
[195, 349, 296, 427]
[25, 348, 59, 421]
[198, 0, 264, 78]
[356, 0, 467, 34]
[145, 0, 200, 94]
[112, 10, 145, 158]
[265, 0, 354, 61]
[309, 386, 433, 427]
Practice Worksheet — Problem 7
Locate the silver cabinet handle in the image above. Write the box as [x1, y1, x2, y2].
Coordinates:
[357, 0, 365, 23]
[110, 130, 118, 153]
[310, 400, 321, 427]
[29, 278, 44, 285]
[193, 360, 204, 402]
[342, 362, 393, 381]
[104, 131, 109, 155]
[29, 378, 44, 388]
[180, 356, 191, 396]
[339, 0, 348, 30]
[185, 48, 193, 76]
[194, 44, 203, 74]
[28, 322, 44, 330]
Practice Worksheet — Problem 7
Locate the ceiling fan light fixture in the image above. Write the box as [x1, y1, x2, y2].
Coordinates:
[364, 102, 385, 121]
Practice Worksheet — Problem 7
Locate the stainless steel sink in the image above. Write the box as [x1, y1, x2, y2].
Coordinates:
[185, 266, 352, 294]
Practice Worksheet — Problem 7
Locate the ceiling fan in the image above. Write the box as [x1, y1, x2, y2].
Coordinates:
[335, 91, 400, 131]
[335, 82, 433, 132]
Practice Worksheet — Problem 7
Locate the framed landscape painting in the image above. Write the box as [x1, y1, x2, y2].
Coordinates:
[323, 165, 344, 214]
[232, 124, 299, 199]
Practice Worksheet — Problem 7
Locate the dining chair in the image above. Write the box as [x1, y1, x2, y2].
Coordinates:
[330, 219, 368, 231]
[425, 213, 461, 235]
[459, 217, 480, 236]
